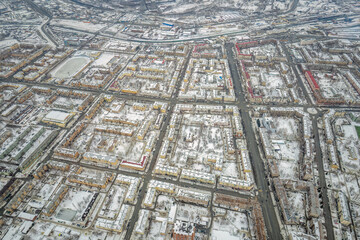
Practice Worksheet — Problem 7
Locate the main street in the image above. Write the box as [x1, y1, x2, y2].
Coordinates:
[225, 42, 283, 240]
[312, 116, 335, 240]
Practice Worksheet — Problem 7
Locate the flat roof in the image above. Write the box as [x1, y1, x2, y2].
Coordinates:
[43, 110, 72, 123]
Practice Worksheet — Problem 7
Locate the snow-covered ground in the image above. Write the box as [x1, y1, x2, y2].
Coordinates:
[51, 19, 107, 33]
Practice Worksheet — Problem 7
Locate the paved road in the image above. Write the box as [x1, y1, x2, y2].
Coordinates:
[23, 0, 58, 47]
[23, 0, 52, 18]
[280, 41, 313, 104]
[283, 0, 299, 15]
[225, 42, 283, 240]
[312, 116, 335, 240]
[69, 0, 112, 10]
[122, 48, 192, 239]
[38, 19, 58, 48]
[5, 74, 360, 112]
[281, 40, 335, 240]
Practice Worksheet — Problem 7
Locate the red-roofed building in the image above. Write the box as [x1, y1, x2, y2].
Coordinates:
[120, 155, 148, 171]
[305, 71, 320, 91]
